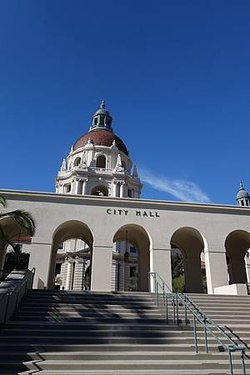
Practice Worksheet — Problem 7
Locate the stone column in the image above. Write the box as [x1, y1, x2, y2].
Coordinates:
[29, 241, 52, 289]
[57, 182, 63, 194]
[91, 244, 113, 291]
[150, 248, 172, 292]
[73, 178, 78, 195]
[73, 258, 84, 290]
[245, 255, 250, 283]
[64, 260, 73, 290]
[61, 262, 68, 289]
[111, 259, 117, 291]
[76, 179, 83, 195]
[82, 178, 88, 195]
[204, 249, 229, 294]
[120, 182, 125, 198]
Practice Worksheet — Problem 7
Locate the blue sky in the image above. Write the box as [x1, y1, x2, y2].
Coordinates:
[0, 0, 250, 205]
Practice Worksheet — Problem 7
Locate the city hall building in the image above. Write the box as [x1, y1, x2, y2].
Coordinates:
[1, 102, 250, 295]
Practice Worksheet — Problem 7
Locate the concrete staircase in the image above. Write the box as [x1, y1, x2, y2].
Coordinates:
[188, 294, 250, 356]
[0, 290, 248, 375]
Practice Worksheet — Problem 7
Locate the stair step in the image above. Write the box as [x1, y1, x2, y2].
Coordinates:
[0, 290, 249, 375]
[22, 358, 242, 371]
[18, 371, 236, 375]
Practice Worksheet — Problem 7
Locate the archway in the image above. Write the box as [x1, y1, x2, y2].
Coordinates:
[91, 185, 108, 196]
[225, 230, 250, 285]
[0, 217, 32, 273]
[113, 224, 151, 292]
[171, 227, 205, 293]
[48, 221, 94, 289]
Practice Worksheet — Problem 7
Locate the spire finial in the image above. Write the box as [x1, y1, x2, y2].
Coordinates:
[240, 180, 244, 189]
[100, 100, 105, 109]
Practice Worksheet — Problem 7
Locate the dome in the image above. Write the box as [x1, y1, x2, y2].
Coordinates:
[73, 129, 129, 155]
[94, 107, 111, 116]
[236, 182, 249, 199]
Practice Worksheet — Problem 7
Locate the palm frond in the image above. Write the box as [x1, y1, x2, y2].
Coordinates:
[0, 210, 35, 236]
[12, 210, 35, 236]
[0, 195, 6, 207]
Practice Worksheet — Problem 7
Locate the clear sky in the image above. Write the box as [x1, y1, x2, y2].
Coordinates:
[1, 0, 250, 205]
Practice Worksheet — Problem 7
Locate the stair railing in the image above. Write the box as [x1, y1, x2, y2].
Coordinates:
[0, 268, 35, 325]
[149, 271, 247, 375]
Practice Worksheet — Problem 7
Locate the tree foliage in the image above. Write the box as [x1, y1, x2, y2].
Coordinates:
[0, 195, 35, 269]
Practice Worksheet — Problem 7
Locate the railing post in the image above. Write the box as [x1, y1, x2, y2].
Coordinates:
[176, 294, 179, 325]
[173, 295, 176, 324]
[3, 291, 11, 324]
[156, 281, 159, 306]
[184, 303, 188, 325]
[165, 293, 168, 323]
[193, 315, 198, 353]
[204, 324, 208, 353]
[241, 350, 246, 375]
[228, 349, 234, 375]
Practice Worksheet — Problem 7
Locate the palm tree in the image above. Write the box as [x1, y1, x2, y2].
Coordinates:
[0, 195, 35, 270]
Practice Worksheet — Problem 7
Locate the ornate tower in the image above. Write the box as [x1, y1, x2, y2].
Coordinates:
[236, 181, 250, 207]
[56, 101, 142, 198]
[54, 102, 142, 291]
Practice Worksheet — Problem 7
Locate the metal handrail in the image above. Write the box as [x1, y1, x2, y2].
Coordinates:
[149, 272, 247, 375]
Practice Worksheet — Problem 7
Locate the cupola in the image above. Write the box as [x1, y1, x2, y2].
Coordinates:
[236, 181, 250, 207]
[90, 100, 113, 131]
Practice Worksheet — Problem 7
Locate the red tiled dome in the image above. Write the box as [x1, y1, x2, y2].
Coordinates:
[73, 129, 128, 155]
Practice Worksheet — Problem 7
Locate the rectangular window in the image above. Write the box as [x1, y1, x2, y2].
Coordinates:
[130, 246, 137, 254]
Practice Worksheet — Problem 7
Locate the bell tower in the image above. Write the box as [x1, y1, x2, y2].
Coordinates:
[56, 101, 142, 198]
[236, 181, 250, 207]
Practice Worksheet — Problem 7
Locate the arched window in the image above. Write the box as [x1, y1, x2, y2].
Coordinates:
[91, 185, 108, 196]
[96, 155, 106, 168]
[74, 157, 81, 167]
[65, 184, 71, 193]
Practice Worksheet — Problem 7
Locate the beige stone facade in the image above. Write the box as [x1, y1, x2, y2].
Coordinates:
[1, 189, 250, 294]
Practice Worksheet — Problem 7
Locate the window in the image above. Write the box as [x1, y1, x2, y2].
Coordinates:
[99, 116, 104, 126]
[91, 185, 108, 196]
[65, 184, 71, 193]
[130, 246, 137, 254]
[96, 155, 106, 168]
[105, 117, 110, 126]
[74, 157, 81, 167]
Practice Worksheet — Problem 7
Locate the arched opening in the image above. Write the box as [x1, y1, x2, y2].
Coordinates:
[113, 224, 151, 292]
[171, 227, 205, 293]
[48, 221, 94, 290]
[225, 230, 250, 285]
[91, 185, 108, 196]
[73, 157, 81, 167]
[96, 155, 106, 168]
[0, 217, 33, 277]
